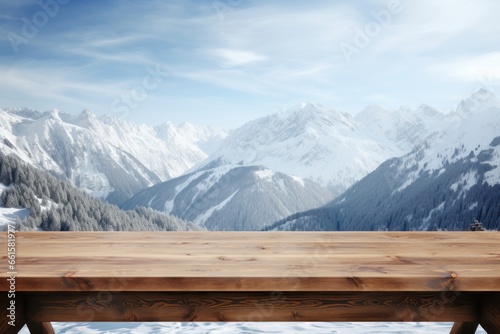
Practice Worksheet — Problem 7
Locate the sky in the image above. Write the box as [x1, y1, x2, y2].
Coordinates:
[1, 0, 500, 129]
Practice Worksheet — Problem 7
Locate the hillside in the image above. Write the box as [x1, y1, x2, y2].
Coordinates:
[198, 101, 459, 197]
[0, 152, 198, 231]
[0, 108, 226, 204]
[266, 90, 500, 231]
[122, 164, 331, 230]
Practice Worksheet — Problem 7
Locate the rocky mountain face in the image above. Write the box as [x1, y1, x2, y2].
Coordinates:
[3, 89, 498, 232]
[266, 90, 500, 231]
[197, 101, 457, 197]
[121, 164, 331, 230]
[0, 108, 227, 204]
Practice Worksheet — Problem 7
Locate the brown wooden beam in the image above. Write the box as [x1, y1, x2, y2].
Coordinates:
[0, 292, 26, 334]
[24, 291, 480, 323]
[450, 322, 479, 334]
[26, 321, 55, 334]
[479, 293, 500, 334]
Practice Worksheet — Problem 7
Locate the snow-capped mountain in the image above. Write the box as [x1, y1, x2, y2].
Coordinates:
[355, 104, 449, 152]
[0, 108, 227, 204]
[0, 152, 197, 232]
[155, 121, 228, 157]
[266, 90, 500, 231]
[198, 103, 404, 197]
[121, 164, 331, 230]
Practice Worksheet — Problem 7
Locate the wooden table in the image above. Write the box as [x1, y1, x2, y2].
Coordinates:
[1, 232, 499, 334]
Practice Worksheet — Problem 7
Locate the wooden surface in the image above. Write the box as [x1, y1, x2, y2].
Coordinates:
[24, 291, 481, 322]
[0, 293, 25, 334]
[479, 293, 500, 333]
[450, 322, 480, 334]
[1, 231, 499, 334]
[1, 231, 500, 292]
[25, 321, 54, 334]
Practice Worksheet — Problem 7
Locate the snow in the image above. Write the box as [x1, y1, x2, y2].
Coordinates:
[164, 198, 174, 213]
[203, 102, 404, 197]
[421, 202, 445, 230]
[392, 91, 500, 192]
[449, 171, 478, 195]
[484, 145, 500, 185]
[254, 169, 276, 181]
[291, 175, 305, 186]
[0, 108, 228, 200]
[0, 184, 29, 230]
[18, 322, 487, 333]
[194, 190, 238, 225]
[0, 206, 29, 230]
[161, 171, 213, 213]
[147, 195, 156, 207]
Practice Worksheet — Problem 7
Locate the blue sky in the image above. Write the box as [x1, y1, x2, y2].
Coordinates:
[1, 0, 500, 129]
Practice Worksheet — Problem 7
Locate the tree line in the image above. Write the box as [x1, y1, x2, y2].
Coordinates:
[0, 152, 198, 231]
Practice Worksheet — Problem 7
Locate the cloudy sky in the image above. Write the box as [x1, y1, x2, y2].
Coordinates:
[1, 0, 500, 128]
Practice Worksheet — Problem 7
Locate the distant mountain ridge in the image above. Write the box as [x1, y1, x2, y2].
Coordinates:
[2, 89, 498, 232]
[266, 89, 500, 231]
[0, 108, 227, 204]
[121, 164, 331, 230]
[197, 100, 462, 197]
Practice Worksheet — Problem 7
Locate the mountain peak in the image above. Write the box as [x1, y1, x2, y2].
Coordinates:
[43, 108, 62, 121]
[80, 108, 95, 117]
[76, 108, 98, 127]
[417, 104, 440, 117]
[456, 88, 498, 114]
[292, 102, 331, 114]
[472, 87, 496, 100]
[286, 102, 354, 131]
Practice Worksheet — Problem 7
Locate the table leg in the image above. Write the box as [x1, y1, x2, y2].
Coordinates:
[450, 322, 479, 334]
[479, 293, 500, 334]
[26, 321, 55, 334]
[0, 292, 26, 334]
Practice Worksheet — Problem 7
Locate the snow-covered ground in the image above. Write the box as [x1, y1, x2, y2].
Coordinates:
[19, 322, 487, 333]
[0, 184, 29, 230]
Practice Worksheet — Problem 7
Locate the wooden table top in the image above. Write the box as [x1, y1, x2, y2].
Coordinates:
[1, 231, 500, 292]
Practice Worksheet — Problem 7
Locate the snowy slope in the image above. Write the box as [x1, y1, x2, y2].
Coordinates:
[122, 164, 331, 230]
[267, 90, 500, 231]
[0, 183, 29, 230]
[355, 104, 454, 152]
[200, 103, 403, 197]
[0, 108, 227, 204]
[202, 93, 493, 198]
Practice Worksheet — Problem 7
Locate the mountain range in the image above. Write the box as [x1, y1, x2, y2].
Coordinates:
[0, 108, 226, 204]
[121, 164, 330, 230]
[1, 89, 499, 231]
[266, 89, 500, 231]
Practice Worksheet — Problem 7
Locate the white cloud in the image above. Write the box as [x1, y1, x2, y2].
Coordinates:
[428, 52, 500, 83]
[2, 0, 500, 128]
[209, 49, 266, 67]
[368, 0, 500, 55]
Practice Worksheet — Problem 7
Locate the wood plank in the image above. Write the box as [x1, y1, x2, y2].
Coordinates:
[479, 293, 500, 334]
[450, 322, 479, 334]
[13, 273, 500, 293]
[0, 292, 26, 334]
[24, 291, 480, 322]
[1, 232, 499, 293]
[26, 322, 55, 334]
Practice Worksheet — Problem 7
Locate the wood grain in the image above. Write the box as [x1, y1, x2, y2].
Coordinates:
[24, 291, 480, 322]
[1, 232, 500, 292]
[0, 292, 25, 334]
